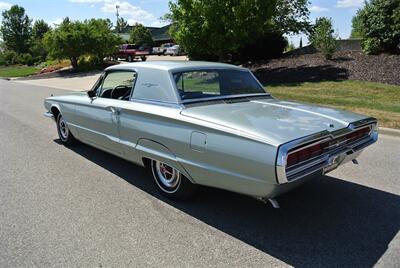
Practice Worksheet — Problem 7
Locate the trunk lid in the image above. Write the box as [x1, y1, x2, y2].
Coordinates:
[181, 98, 368, 145]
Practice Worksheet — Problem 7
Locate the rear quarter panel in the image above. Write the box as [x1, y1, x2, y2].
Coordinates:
[118, 102, 279, 197]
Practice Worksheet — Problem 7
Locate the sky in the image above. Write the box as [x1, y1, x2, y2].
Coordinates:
[0, 0, 366, 46]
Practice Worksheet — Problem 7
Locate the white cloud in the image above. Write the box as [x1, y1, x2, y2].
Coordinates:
[336, 0, 364, 8]
[69, 0, 159, 27]
[0, 1, 12, 10]
[102, 1, 155, 22]
[50, 18, 64, 26]
[149, 20, 167, 27]
[310, 5, 329, 12]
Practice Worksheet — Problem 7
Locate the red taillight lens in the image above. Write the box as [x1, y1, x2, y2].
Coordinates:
[286, 143, 322, 167]
[287, 152, 298, 166]
[345, 127, 370, 142]
[285, 127, 371, 168]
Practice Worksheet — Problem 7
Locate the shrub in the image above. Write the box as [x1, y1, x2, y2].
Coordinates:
[0, 53, 6, 65]
[309, 17, 338, 60]
[362, 37, 382, 54]
[3, 50, 18, 65]
[233, 32, 287, 62]
[17, 53, 34, 65]
[354, 0, 400, 54]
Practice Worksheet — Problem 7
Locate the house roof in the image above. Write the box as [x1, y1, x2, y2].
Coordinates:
[118, 24, 172, 42]
[149, 25, 172, 41]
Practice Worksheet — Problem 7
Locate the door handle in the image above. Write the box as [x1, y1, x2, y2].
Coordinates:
[109, 106, 121, 115]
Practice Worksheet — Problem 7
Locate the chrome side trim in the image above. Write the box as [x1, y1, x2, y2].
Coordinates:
[276, 117, 378, 184]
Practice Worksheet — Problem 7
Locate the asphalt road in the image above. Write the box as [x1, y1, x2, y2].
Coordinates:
[1, 79, 399, 267]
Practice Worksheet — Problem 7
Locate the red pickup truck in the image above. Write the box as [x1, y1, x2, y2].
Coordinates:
[114, 44, 150, 62]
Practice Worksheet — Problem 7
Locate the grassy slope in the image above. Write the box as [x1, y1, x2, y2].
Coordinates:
[267, 80, 400, 129]
[0, 66, 39, 77]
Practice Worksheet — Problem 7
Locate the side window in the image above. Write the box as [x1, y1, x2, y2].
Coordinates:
[98, 71, 136, 100]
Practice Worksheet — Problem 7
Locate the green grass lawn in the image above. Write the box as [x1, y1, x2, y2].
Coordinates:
[267, 80, 400, 129]
[0, 66, 39, 77]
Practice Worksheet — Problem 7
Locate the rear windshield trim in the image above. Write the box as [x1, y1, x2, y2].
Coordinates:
[181, 93, 271, 104]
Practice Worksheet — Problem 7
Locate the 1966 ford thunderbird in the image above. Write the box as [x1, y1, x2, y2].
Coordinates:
[44, 61, 378, 205]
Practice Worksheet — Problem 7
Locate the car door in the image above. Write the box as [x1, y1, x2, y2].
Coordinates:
[74, 70, 136, 156]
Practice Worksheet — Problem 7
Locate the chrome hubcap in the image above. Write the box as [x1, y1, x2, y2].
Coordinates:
[154, 161, 180, 189]
[59, 118, 69, 140]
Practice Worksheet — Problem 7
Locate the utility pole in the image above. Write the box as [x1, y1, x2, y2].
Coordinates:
[116, 4, 120, 33]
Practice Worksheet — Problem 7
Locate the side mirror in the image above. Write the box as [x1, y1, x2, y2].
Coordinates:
[87, 90, 96, 98]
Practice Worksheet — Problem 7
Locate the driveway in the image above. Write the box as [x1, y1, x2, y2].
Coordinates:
[0, 79, 399, 267]
[15, 55, 188, 91]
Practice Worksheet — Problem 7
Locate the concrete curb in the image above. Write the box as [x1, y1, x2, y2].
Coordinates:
[379, 127, 400, 137]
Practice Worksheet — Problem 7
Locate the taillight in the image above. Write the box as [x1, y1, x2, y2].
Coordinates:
[287, 143, 323, 167]
[286, 126, 371, 168]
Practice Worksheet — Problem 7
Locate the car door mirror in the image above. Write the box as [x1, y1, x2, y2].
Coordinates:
[87, 90, 96, 98]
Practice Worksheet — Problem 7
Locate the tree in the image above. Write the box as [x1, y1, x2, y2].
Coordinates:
[0, 5, 32, 53]
[354, 0, 400, 54]
[129, 23, 153, 46]
[350, 9, 363, 38]
[309, 17, 338, 60]
[116, 17, 128, 33]
[32, 19, 50, 40]
[44, 18, 120, 70]
[274, 0, 311, 34]
[168, 0, 277, 60]
[167, 0, 310, 61]
[30, 19, 51, 61]
[44, 18, 88, 69]
[86, 18, 121, 64]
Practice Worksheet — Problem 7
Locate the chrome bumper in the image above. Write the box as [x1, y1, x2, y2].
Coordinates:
[43, 111, 54, 119]
[276, 118, 378, 184]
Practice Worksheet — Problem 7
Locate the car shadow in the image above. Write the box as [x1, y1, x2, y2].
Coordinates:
[58, 140, 400, 267]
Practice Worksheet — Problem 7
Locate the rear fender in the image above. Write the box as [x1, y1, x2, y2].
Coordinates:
[136, 139, 194, 182]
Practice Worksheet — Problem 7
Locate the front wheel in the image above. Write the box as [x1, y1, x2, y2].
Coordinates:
[141, 56, 147, 61]
[56, 113, 77, 146]
[151, 160, 196, 200]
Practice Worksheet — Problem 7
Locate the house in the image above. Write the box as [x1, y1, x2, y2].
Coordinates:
[117, 24, 174, 46]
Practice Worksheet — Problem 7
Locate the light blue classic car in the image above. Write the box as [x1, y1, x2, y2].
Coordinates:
[44, 61, 378, 207]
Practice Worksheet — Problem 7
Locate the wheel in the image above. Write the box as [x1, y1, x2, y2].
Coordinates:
[56, 113, 77, 146]
[151, 160, 196, 200]
[127, 55, 133, 62]
[141, 56, 147, 61]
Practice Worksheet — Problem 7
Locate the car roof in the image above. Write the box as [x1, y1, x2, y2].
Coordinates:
[105, 61, 247, 72]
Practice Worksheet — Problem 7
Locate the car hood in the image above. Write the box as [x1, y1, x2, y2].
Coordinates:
[181, 98, 368, 145]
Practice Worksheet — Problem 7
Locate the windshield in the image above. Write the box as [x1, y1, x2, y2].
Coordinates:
[173, 69, 267, 102]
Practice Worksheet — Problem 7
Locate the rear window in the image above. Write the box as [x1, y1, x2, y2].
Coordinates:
[173, 69, 266, 102]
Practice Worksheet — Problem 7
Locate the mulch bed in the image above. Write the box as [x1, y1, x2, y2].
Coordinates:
[248, 51, 400, 85]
